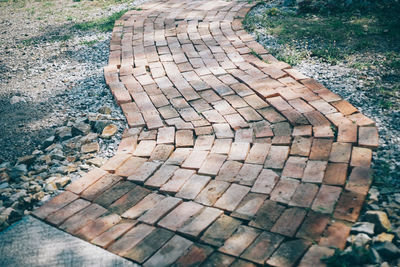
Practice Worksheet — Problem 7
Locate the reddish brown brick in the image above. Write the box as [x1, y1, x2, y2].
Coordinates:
[75, 213, 121, 241]
[178, 207, 223, 238]
[241, 231, 284, 264]
[158, 201, 203, 231]
[309, 139, 333, 161]
[337, 123, 357, 143]
[296, 211, 330, 241]
[350, 147, 372, 167]
[267, 239, 311, 267]
[138, 196, 182, 225]
[319, 221, 351, 249]
[264, 146, 290, 169]
[271, 207, 307, 237]
[270, 178, 299, 204]
[115, 156, 147, 177]
[32, 191, 79, 219]
[176, 174, 211, 200]
[345, 166, 373, 195]
[289, 183, 319, 208]
[302, 160, 328, 183]
[195, 180, 230, 206]
[173, 244, 213, 267]
[333, 191, 365, 222]
[311, 185, 342, 214]
[251, 169, 280, 194]
[323, 163, 348, 186]
[66, 168, 108, 195]
[219, 226, 261, 257]
[298, 245, 335, 267]
[250, 200, 286, 231]
[358, 126, 379, 150]
[214, 184, 250, 211]
[198, 153, 227, 176]
[122, 193, 165, 219]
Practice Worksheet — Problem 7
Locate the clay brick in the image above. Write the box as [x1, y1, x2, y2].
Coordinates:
[331, 100, 357, 115]
[202, 253, 236, 267]
[109, 186, 150, 215]
[133, 140, 157, 157]
[94, 181, 136, 207]
[337, 123, 357, 143]
[123, 228, 174, 264]
[202, 110, 226, 123]
[173, 244, 213, 267]
[251, 169, 280, 194]
[252, 121, 274, 138]
[258, 107, 286, 123]
[241, 231, 284, 264]
[91, 221, 137, 248]
[231, 259, 257, 267]
[270, 178, 299, 204]
[309, 139, 333, 161]
[237, 107, 263, 121]
[243, 94, 269, 109]
[333, 191, 365, 222]
[309, 99, 337, 114]
[143, 235, 193, 267]
[59, 203, 108, 234]
[157, 127, 175, 144]
[194, 135, 215, 151]
[158, 105, 179, 119]
[302, 160, 328, 183]
[348, 112, 375, 126]
[288, 98, 315, 113]
[215, 160, 243, 182]
[211, 138, 233, 154]
[267, 239, 311, 267]
[250, 200, 286, 231]
[198, 153, 227, 176]
[290, 136, 312, 156]
[358, 126, 379, 149]
[195, 180, 230, 206]
[329, 142, 352, 163]
[264, 146, 290, 169]
[127, 161, 162, 183]
[138, 196, 182, 225]
[176, 174, 211, 200]
[201, 215, 242, 247]
[350, 147, 372, 167]
[81, 174, 122, 201]
[219, 226, 261, 257]
[181, 150, 209, 169]
[232, 193, 267, 221]
[214, 184, 250, 211]
[289, 183, 319, 208]
[311, 185, 342, 214]
[176, 129, 194, 147]
[165, 147, 192, 165]
[158, 201, 203, 231]
[319, 221, 351, 249]
[267, 96, 292, 111]
[298, 245, 334, 267]
[296, 211, 330, 241]
[282, 156, 307, 179]
[145, 164, 179, 188]
[323, 163, 348, 186]
[313, 125, 334, 138]
[33, 191, 79, 219]
[236, 164, 263, 186]
[66, 168, 108, 195]
[115, 156, 147, 177]
[46, 198, 91, 226]
[75, 213, 121, 241]
[195, 126, 214, 136]
[212, 123, 234, 138]
[178, 207, 223, 238]
[225, 113, 249, 130]
[304, 110, 330, 126]
[235, 128, 254, 143]
[345, 166, 373, 195]
[122, 193, 165, 219]
[149, 144, 174, 161]
[108, 223, 155, 256]
[245, 143, 270, 164]
[213, 100, 237, 115]
[292, 125, 312, 137]
[160, 168, 195, 193]
[228, 142, 250, 161]
[101, 153, 131, 172]
[271, 207, 307, 237]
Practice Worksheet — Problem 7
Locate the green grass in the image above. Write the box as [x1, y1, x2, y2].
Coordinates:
[72, 8, 131, 32]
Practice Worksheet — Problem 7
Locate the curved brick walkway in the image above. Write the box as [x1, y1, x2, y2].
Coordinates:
[33, 0, 379, 266]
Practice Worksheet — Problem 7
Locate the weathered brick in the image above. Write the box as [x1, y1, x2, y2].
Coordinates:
[358, 126, 379, 150]
[122, 193, 165, 219]
[149, 144, 174, 161]
[202, 252, 236, 267]
[319, 221, 351, 249]
[212, 123, 234, 138]
[138, 196, 182, 225]
[331, 100, 357, 115]
[245, 143, 270, 164]
[173, 244, 213, 267]
[210, 138, 232, 154]
[158, 201, 203, 232]
[350, 146, 372, 167]
[157, 127, 175, 144]
[249, 200, 286, 231]
[94, 181, 136, 207]
[242, 231, 284, 264]
[266, 239, 311, 267]
[201, 215, 242, 247]
[264, 146, 290, 169]
[66, 168, 108, 195]
[133, 140, 157, 157]
[302, 160, 328, 183]
[195, 180, 230, 206]
[176, 129, 194, 147]
[145, 164, 179, 188]
[215, 160, 243, 182]
[32, 191, 79, 219]
[109, 185, 150, 215]
[251, 169, 280, 194]
[282, 156, 307, 179]
[194, 135, 215, 151]
[290, 136, 312, 157]
[237, 164, 263, 186]
[176, 174, 211, 200]
[46, 198, 91, 226]
[323, 163, 348, 185]
[345, 166, 373, 195]
[198, 153, 227, 176]
[101, 153, 131, 172]
[333, 191, 365, 222]
[228, 142, 251, 161]
[311, 185, 342, 214]
[219, 226, 261, 257]
[309, 139, 333, 161]
[214, 184, 250, 211]
[91, 221, 137, 248]
[289, 183, 319, 208]
[296, 211, 330, 241]
[127, 161, 162, 183]
[270, 178, 299, 204]
[182, 150, 209, 169]
[298, 245, 335, 267]
[115, 156, 147, 177]
[75, 213, 121, 241]
[81, 174, 122, 201]
[271, 207, 307, 237]
[337, 123, 357, 143]
[160, 168, 195, 193]
[165, 147, 192, 165]
[178, 207, 223, 238]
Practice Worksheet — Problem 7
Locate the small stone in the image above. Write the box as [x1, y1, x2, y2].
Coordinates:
[93, 120, 111, 133]
[10, 96, 26, 105]
[98, 106, 112, 115]
[365, 211, 392, 233]
[351, 222, 375, 235]
[17, 155, 36, 166]
[347, 233, 371, 247]
[101, 124, 118, 139]
[56, 126, 73, 141]
[373, 233, 395, 243]
[81, 142, 100, 153]
[86, 157, 106, 167]
[42, 136, 55, 149]
[9, 165, 28, 180]
[72, 122, 91, 136]
[372, 242, 400, 261]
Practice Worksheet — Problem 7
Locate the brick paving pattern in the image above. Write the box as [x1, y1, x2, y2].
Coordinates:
[32, 0, 379, 266]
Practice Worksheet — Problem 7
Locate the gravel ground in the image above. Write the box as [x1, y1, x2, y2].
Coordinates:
[0, 0, 146, 163]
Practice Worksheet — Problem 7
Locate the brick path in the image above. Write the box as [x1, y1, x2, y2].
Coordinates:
[33, 0, 379, 266]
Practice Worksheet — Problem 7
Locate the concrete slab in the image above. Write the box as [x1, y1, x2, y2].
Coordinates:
[0, 216, 138, 267]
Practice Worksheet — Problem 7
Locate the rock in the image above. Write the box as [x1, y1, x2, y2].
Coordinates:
[86, 157, 105, 167]
[9, 165, 28, 180]
[370, 248, 382, 264]
[368, 187, 380, 202]
[49, 149, 65, 161]
[98, 106, 112, 115]
[347, 233, 371, 247]
[123, 127, 142, 137]
[80, 132, 98, 144]
[373, 233, 395, 243]
[365, 211, 392, 233]
[10, 96, 26, 105]
[17, 155, 36, 166]
[72, 122, 91, 136]
[42, 136, 55, 148]
[101, 124, 118, 139]
[351, 222, 375, 235]
[0, 172, 9, 182]
[81, 142, 99, 153]
[93, 120, 111, 133]
[56, 126, 72, 141]
[373, 242, 400, 261]
[0, 182, 9, 189]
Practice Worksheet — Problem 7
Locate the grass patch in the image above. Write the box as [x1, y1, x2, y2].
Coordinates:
[73, 8, 136, 32]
